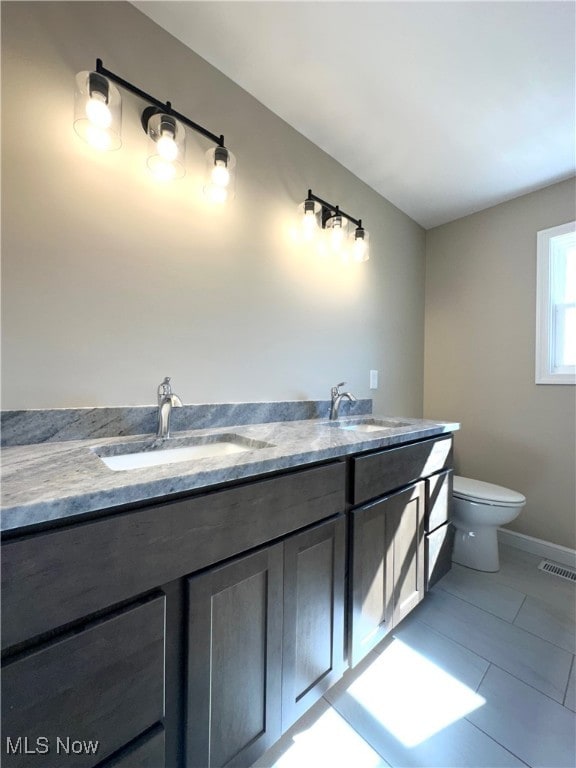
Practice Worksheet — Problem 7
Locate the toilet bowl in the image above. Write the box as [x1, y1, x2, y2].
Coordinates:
[452, 476, 526, 572]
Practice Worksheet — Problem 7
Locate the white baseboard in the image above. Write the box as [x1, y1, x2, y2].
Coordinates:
[498, 528, 576, 568]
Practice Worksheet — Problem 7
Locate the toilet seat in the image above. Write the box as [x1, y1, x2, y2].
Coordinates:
[453, 476, 526, 508]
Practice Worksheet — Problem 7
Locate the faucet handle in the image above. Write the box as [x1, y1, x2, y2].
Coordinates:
[158, 376, 173, 399]
[331, 382, 346, 398]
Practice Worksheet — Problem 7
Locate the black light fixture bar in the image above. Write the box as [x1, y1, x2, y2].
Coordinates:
[306, 189, 362, 229]
[95, 58, 225, 147]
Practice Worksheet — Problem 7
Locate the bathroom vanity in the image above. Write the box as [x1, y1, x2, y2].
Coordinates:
[1, 413, 456, 768]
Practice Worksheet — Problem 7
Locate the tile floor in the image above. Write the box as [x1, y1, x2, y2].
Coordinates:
[254, 545, 576, 768]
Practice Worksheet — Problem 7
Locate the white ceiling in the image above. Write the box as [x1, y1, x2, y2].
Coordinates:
[133, 1, 575, 228]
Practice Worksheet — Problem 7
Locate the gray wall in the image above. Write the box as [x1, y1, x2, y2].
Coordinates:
[424, 178, 576, 549]
[1, 1, 426, 412]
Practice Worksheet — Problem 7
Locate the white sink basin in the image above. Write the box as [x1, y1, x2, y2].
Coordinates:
[330, 418, 412, 434]
[93, 434, 273, 472]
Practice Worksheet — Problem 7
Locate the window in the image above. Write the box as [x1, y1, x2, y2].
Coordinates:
[536, 221, 576, 384]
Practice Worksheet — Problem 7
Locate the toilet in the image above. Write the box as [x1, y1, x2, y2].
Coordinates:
[452, 476, 526, 572]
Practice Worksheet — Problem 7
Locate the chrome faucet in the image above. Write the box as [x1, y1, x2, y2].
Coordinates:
[329, 382, 357, 421]
[156, 377, 183, 439]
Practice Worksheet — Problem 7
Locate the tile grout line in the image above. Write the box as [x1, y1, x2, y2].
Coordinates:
[508, 613, 576, 655]
[429, 585, 526, 624]
[466, 552, 576, 606]
[462, 716, 532, 768]
[474, 661, 491, 693]
[562, 653, 575, 708]
[411, 612, 571, 707]
[510, 593, 527, 624]
[426, 587, 575, 654]
[436, 581, 524, 625]
[328, 683, 532, 768]
[322, 695, 393, 766]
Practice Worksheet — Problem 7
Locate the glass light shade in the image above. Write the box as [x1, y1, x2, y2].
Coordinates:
[204, 146, 236, 203]
[146, 113, 185, 181]
[298, 199, 321, 241]
[352, 227, 370, 262]
[74, 71, 122, 151]
[325, 214, 349, 254]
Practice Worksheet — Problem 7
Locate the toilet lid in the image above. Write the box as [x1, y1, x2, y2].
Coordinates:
[453, 476, 526, 506]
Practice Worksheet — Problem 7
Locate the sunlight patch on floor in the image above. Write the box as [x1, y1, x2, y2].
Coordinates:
[347, 638, 486, 747]
[272, 707, 386, 768]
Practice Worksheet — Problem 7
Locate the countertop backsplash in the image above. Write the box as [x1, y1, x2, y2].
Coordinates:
[0, 399, 373, 447]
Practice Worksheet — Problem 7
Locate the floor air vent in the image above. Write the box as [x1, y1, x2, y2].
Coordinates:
[538, 560, 576, 583]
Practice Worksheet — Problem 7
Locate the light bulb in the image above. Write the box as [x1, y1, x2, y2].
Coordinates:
[74, 71, 121, 151]
[86, 93, 112, 129]
[211, 161, 230, 188]
[144, 112, 185, 180]
[204, 147, 235, 202]
[302, 210, 317, 240]
[205, 184, 228, 204]
[85, 124, 112, 151]
[353, 227, 369, 262]
[330, 221, 345, 252]
[156, 133, 178, 162]
[150, 159, 177, 182]
[353, 238, 368, 262]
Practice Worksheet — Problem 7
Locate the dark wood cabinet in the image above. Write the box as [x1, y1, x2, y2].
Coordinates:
[390, 483, 426, 626]
[98, 728, 166, 768]
[347, 436, 454, 668]
[351, 436, 452, 505]
[349, 492, 394, 667]
[2, 462, 345, 650]
[1, 461, 346, 768]
[349, 482, 425, 667]
[2, 597, 166, 768]
[426, 469, 452, 533]
[185, 516, 347, 766]
[425, 469, 454, 589]
[186, 545, 284, 768]
[282, 516, 346, 729]
[1, 434, 454, 768]
[426, 522, 455, 589]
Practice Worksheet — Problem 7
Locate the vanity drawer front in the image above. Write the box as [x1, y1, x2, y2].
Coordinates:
[2, 462, 345, 650]
[98, 728, 165, 768]
[426, 523, 454, 590]
[352, 436, 452, 505]
[426, 469, 453, 533]
[1, 596, 165, 768]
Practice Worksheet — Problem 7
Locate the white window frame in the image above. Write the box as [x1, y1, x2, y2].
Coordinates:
[535, 221, 576, 384]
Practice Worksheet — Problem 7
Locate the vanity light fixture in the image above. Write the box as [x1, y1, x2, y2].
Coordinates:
[301, 190, 370, 262]
[74, 59, 236, 200]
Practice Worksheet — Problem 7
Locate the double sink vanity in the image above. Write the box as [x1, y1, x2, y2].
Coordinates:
[1, 398, 458, 768]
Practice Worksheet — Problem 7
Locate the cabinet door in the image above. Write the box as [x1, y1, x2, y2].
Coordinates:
[186, 545, 283, 768]
[282, 516, 346, 730]
[390, 482, 426, 626]
[349, 497, 394, 667]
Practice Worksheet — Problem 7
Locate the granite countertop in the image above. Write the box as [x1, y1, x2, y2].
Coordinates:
[0, 415, 459, 533]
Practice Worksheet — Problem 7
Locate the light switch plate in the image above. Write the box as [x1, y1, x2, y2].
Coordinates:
[369, 370, 378, 389]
